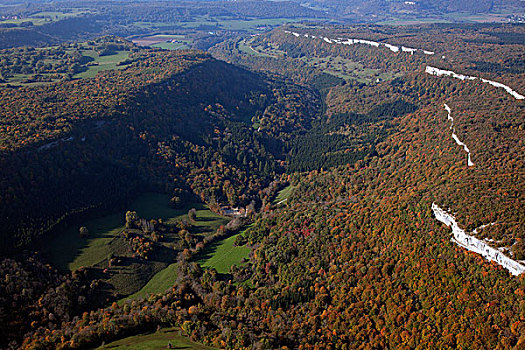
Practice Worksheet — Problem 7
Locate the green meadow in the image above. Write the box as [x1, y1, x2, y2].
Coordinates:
[0, 9, 91, 27]
[133, 16, 318, 32]
[196, 229, 251, 275]
[43, 193, 227, 272]
[96, 327, 216, 350]
[119, 262, 179, 304]
[73, 50, 130, 79]
[273, 185, 294, 205]
[152, 41, 191, 50]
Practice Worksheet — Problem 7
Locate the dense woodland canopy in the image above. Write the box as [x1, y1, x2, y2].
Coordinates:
[1, 21, 525, 350]
[0, 45, 322, 254]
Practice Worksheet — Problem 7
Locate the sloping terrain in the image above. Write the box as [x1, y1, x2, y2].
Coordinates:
[0, 43, 323, 349]
[2, 23, 525, 350]
[0, 46, 321, 255]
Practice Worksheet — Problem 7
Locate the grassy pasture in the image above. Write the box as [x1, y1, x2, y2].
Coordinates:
[132, 34, 193, 50]
[151, 34, 187, 40]
[208, 17, 302, 31]
[273, 185, 294, 205]
[133, 21, 175, 29]
[1, 73, 57, 86]
[195, 230, 250, 275]
[238, 40, 276, 58]
[119, 262, 178, 304]
[238, 40, 401, 83]
[1, 47, 130, 86]
[301, 55, 402, 83]
[239, 38, 404, 84]
[376, 18, 451, 25]
[133, 34, 192, 45]
[73, 50, 130, 79]
[43, 193, 229, 297]
[186, 206, 229, 234]
[444, 11, 515, 23]
[45, 211, 125, 272]
[0, 9, 91, 27]
[152, 41, 190, 50]
[116, 205, 228, 302]
[96, 327, 216, 350]
[44, 193, 225, 272]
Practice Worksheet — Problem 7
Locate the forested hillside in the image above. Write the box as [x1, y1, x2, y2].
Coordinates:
[213, 23, 525, 251]
[0, 46, 320, 254]
[1, 22, 525, 350]
[0, 43, 323, 348]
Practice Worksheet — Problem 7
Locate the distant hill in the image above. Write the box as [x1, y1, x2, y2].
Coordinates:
[294, 0, 524, 21]
[0, 0, 328, 49]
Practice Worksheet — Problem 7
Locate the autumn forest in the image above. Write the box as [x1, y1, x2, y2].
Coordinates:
[1, 1, 525, 349]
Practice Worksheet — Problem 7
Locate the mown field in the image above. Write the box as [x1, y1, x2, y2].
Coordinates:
[195, 228, 251, 275]
[132, 34, 193, 50]
[300, 56, 402, 83]
[152, 41, 190, 50]
[96, 327, 216, 350]
[238, 40, 276, 58]
[73, 49, 130, 79]
[1, 45, 131, 86]
[43, 193, 228, 272]
[119, 262, 178, 304]
[133, 16, 316, 32]
[239, 37, 403, 84]
[43, 192, 229, 298]
[273, 185, 294, 205]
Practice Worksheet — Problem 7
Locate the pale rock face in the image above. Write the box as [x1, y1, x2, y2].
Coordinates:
[429, 67, 525, 277]
[281, 30, 524, 277]
[401, 46, 417, 54]
[426, 66, 525, 100]
[432, 204, 525, 276]
[284, 31, 522, 100]
[283, 30, 435, 56]
[384, 43, 399, 52]
[480, 78, 525, 100]
[443, 104, 474, 167]
[38, 136, 75, 152]
[356, 39, 380, 47]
